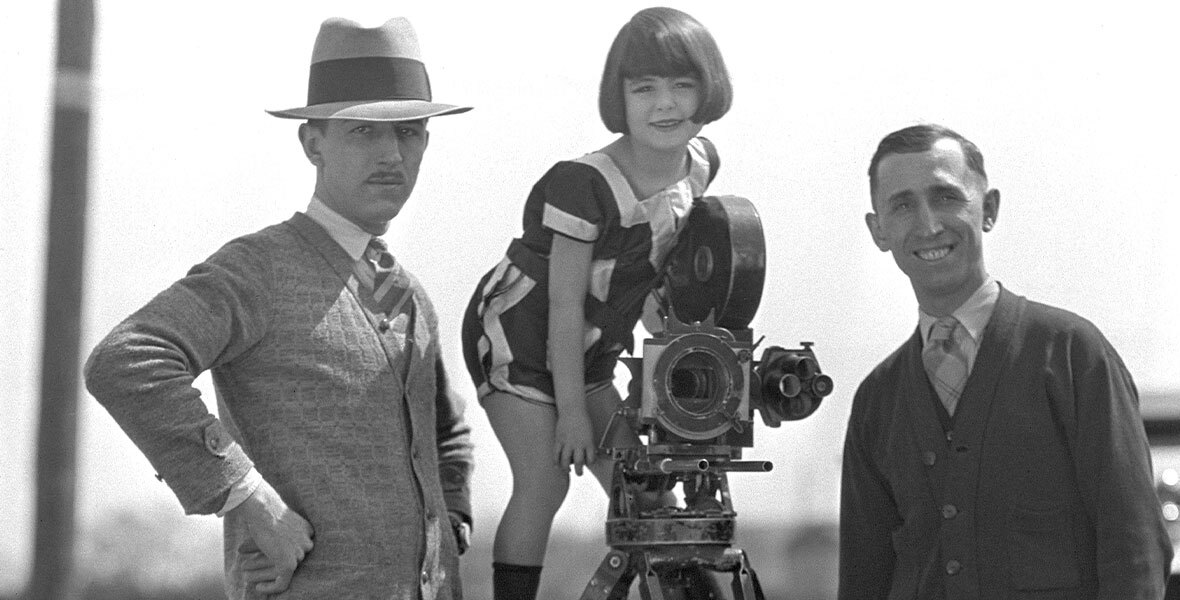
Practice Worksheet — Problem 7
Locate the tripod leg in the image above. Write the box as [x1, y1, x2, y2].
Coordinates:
[729, 550, 765, 600]
[637, 551, 668, 600]
[579, 550, 636, 600]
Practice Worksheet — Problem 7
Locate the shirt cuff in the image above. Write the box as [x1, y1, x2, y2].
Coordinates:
[216, 467, 264, 517]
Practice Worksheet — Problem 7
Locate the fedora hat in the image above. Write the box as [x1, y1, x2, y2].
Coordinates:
[267, 17, 471, 121]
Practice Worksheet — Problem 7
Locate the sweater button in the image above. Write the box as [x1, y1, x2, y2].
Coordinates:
[941, 504, 958, 519]
[922, 451, 936, 466]
[203, 421, 230, 457]
[945, 559, 962, 575]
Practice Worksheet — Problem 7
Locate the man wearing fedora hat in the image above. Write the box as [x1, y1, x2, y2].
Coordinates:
[85, 17, 474, 599]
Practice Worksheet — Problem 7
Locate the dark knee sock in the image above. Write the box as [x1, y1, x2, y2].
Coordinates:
[493, 562, 543, 600]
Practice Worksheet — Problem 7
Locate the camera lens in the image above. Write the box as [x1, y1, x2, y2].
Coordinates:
[670, 366, 714, 400]
[649, 331, 747, 439]
[810, 373, 835, 397]
[774, 373, 802, 398]
[667, 349, 726, 418]
[791, 356, 819, 379]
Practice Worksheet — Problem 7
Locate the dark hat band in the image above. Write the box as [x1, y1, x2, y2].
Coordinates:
[307, 56, 432, 106]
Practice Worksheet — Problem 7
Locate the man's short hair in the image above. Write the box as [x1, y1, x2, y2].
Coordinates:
[868, 124, 988, 202]
[598, 7, 732, 134]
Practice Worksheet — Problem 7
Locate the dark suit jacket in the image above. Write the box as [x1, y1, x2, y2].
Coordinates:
[839, 286, 1171, 599]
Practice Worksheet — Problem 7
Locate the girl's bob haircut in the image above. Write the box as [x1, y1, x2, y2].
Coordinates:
[599, 7, 733, 134]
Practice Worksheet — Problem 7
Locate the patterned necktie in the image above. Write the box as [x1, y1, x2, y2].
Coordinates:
[354, 238, 412, 318]
[922, 316, 969, 415]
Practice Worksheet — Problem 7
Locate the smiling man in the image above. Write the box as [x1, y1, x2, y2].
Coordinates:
[839, 123, 1171, 598]
[84, 17, 474, 599]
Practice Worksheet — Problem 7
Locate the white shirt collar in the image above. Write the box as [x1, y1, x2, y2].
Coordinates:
[304, 196, 374, 262]
[918, 277, 1000, 345]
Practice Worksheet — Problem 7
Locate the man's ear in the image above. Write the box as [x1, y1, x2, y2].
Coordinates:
[865, 211, 889, 252]
[982, 188, 1000, 232]
[298, 123, 322, 167]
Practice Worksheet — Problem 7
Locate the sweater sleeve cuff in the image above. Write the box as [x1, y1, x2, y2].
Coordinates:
[216, 467, 264, 517]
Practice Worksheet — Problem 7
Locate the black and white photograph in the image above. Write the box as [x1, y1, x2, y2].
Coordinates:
[3, 1, 1178, 598]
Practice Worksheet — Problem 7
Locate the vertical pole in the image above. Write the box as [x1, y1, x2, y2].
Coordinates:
[28, 0, 95, 598]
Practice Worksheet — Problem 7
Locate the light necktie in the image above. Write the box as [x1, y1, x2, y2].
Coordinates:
[922, 316, 970, 415]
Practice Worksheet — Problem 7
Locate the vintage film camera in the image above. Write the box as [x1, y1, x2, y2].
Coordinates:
[580, 196, 833, 600]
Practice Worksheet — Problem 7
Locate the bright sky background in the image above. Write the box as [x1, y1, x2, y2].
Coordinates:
[3, 0, 1179, 592]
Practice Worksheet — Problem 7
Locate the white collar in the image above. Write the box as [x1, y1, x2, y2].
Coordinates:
[304, 196, 376, 262]
[918, 278, 1000, 345]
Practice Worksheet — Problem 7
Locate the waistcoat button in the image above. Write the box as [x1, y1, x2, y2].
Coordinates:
[946, 559, 962, 575]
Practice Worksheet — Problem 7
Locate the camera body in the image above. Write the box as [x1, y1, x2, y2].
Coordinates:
[637, 317, 752, 443]
[624, 319, 832, 452]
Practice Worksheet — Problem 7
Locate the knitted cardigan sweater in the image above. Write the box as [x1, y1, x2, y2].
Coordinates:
[839, 286, 1170, 599]
[85, 213, 473, 599]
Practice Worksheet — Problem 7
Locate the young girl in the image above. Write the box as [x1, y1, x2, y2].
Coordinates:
[461, 7, 732, 599]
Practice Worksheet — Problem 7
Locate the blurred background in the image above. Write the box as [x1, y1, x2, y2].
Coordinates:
[3, 1, 1178, 598]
